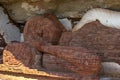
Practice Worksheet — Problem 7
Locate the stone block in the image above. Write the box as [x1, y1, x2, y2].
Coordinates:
[43, 54, 72, 72]
[24, 14, 65, 45]
[59, 21, 120, 64]
[39, 45, 101, 76]
[3, 42, 41, 69]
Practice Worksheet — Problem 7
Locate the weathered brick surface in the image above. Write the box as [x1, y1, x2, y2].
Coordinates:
[24, 14, 65, 45]
[3, 42, 41, 69]
[30, 40, 73, 73]
[59, 21, 120, 64]
[38, 45, 101, 76]
[43, 54, 72, 72]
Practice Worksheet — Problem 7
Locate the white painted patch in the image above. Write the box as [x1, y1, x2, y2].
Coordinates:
[21, 2, 46, 16]
[59, 18, 72, 31]
[21, 2, 39, 12]
[72, 8, 120, 32]
[102, 62, 120, 75]
[0, 7, 20, 43]
[20, 33, 24, 42]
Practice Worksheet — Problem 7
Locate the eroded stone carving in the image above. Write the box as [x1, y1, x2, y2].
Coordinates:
[34, 44, 101, 76]
[1, 42, 84, 80]
[3, 42, 41, 69]
[23, 14, 71, 72]
[60, 21, 120, 64]
[24, 14, 65, 45]
[23, 15, 102, 78]
[43, 54, 72, 72]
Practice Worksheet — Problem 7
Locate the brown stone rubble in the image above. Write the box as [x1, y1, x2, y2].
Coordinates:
[23, 14, 71, 73]
[43, 54, 72, 72]
[23, 14, 66, 45]
[59, 21, 120, 64]
[36, 45, 101, 76]
[0, 14, 109, 80]
[3, 42, 41, 69]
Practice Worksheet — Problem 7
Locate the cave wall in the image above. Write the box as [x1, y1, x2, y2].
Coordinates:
[1, 0, 120, 23]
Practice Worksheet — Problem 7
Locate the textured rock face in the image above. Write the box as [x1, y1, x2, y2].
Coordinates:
[3, 1, 58, 22]
[0, 7, 20, 43]
[43, 54, 72, 72]
[101, 62, 120, 76]
[38, 45, 101, 76]
[24, 14, 65, 45]
[1, 0, 120, 79]
[59, 21, 120, 64]
[1, 0, 120, 22]
[23, 14, 68, 72]
[3, 42, 41, 69]
[56, 0, 120, 18]
[23, 14, 69, 72]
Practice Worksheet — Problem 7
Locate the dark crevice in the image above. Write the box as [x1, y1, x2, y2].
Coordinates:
[40, 52, 44, 68]
[0, 4, 25, 33]
[18, 22, 26, 33]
